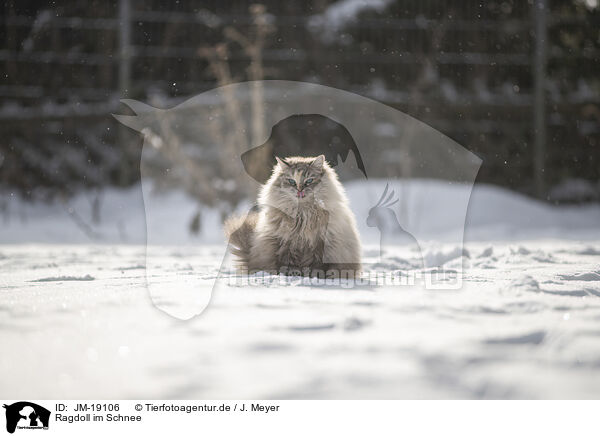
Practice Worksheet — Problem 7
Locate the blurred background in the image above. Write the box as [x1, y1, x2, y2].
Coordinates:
[1, 0, 598, 211]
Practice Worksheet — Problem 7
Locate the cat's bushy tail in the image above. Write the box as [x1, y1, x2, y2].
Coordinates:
[224, 211, 258, 268]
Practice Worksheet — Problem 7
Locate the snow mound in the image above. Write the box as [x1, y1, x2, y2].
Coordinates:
[558, 271, 600, 282]
[423, 247, 470, 267]
[31, 274, 95, 282]
[509, 275, 541, 293]
[1, 179, 599, 245]
[575, 247, 600, 255]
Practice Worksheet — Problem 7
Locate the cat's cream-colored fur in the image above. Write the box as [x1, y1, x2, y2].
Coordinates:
[225, 155, 361, 277]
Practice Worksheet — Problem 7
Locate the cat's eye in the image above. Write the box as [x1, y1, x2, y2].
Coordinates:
[287, 178, 296, 186]
[304, 178, 314, 185]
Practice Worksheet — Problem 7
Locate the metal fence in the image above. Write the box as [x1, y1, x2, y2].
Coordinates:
[1, 0, 599, 200]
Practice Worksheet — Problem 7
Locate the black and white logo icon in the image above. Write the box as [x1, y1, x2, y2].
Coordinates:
[3, 402, 50, 434]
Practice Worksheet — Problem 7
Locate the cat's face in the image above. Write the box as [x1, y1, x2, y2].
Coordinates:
[274, 155, 325, 201]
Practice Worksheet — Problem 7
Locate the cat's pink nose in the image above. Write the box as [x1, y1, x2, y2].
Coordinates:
[297, 190, 305, 198]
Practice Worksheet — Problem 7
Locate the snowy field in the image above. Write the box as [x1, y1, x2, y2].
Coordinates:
[2, 180, 600, 399]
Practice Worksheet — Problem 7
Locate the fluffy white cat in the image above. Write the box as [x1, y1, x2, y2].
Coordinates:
[225, 155, 361, 277]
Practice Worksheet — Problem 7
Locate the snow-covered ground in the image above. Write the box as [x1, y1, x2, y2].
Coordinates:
[1, 181, 600, 398]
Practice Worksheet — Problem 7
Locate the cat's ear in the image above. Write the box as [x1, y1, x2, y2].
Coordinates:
[312, 154, 325, 169]
[275, 156, 289, 168]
